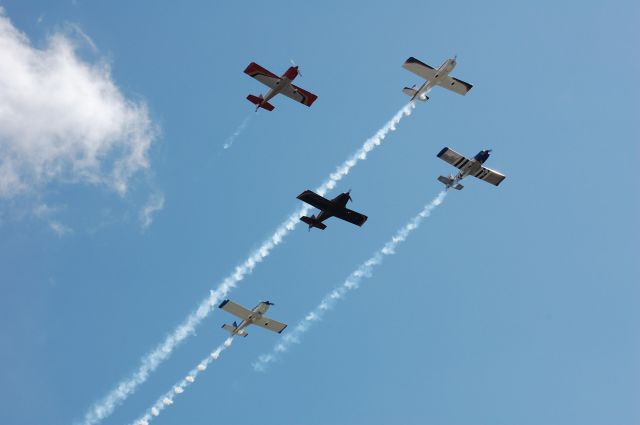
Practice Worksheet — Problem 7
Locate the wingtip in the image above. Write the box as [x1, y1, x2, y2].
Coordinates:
[296, 189, 313, 200]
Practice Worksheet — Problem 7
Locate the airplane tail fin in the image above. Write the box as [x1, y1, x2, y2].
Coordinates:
[437, 175, 463, 190]
[247, 94, 275, 111]
[221, 323, 248, 337]
[300, 215, 327, 231]
[221, 323, 236, 333]
[402, 87, 428, 101]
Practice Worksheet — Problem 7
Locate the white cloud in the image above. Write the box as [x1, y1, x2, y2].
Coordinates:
[33, 202, 72, 236]
[49, 220, 72, 236]
[139, 192, 164, 229]
[0, 9, 157, 199]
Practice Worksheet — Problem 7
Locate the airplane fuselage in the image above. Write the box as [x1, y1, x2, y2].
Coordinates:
[414, 58, 457, 100]
[262, 66, 299, 104]
[450, 150, 490, 185]
[313, 192, 351, 223]
[231, 302, 271, 336]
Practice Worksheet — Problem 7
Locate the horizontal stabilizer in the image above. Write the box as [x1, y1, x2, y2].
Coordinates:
[402, 87, 428, 101]
[246, 94, 275, 111]
[438, 175, 453, 186]
[222, 323, 248, 337]
[300, 216, 327, 230]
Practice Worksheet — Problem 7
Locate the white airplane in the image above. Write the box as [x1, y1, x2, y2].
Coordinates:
[218, 299, 287, 337]
[402, 56, 473, 102]
[436, 147, 506, 190]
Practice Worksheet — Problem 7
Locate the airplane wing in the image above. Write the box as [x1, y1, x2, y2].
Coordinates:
[244, 62, 281, 89]
[252, 316, 287, 334]
[296, 190, 334, 211]
[279, 84, 318, 107]
[436, 76, 473, 95]
[218, 300, 253, 320]
[402, 57, 437, 80]
[333, 208, 368, 227]
[471, 166, 506, 186]
[437, 147, 471, 170]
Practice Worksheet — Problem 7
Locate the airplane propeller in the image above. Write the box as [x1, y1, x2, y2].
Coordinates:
[347, 189, 352, 203]
[263, 301, 275, 306]
[290, 59, 302, 77]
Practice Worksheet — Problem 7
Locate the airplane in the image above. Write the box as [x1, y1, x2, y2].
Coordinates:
[401, 56, 473, 102]
[436, 147, 506, 190]
[218, 299, 287, 337]
[296, 189, 368, 231]
[244, 62, 318, 112]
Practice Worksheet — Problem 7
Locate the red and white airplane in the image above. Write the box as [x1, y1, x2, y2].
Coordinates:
[244, 62, 318, 112]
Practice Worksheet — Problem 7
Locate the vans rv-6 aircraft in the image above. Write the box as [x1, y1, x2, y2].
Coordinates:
[402, 56, 473, 101]
[244, 62, 318, 111]
[218, 300, 287, 337]
[296, 189, 368, 231]
[437, 147, 506, 190]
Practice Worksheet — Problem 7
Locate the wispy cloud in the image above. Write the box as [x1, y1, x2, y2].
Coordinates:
[0, 8, 157, 199]
[48, 220, 72, 236]
[253, 191, 447, 371]
[80, 102, 415, 425]
[131, 338, 234, 425]
[139, 192, 165, 230]
[33, 203, 72, 236]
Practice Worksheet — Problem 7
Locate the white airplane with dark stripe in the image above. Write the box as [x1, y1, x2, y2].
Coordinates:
[437, 147, 506, 190]
[402, 56, 473, 102]
[219, 300, 287, 337]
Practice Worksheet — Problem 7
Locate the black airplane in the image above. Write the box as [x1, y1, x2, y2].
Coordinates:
[296, 189, 368, 231]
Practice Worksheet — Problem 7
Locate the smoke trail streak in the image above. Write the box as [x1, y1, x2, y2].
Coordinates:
[253, 191, 447, 371]
[132, 337, 234, 425]
[223, 114, 253, 150]
[80, 102, 415, 425]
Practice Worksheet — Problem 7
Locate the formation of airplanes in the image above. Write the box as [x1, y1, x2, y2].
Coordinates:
[222, 56, 506, 337]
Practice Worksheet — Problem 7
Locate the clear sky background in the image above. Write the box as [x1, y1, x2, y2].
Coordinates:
[0, 1, 638, 424]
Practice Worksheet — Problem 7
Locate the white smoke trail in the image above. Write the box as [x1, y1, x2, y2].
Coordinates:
[223, 114, 253, 150]
[80, 102, 415, 425]
[132, 337, 233, 425]
[253, 190, 447, 371]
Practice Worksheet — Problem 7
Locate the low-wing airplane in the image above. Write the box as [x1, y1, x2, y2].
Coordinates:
[244, 62, 318, 112]
[218, 300, 287, 337]
[296, 189, 368, 231]
[401, 56, 473, 102]
[436, 147, 506, 190]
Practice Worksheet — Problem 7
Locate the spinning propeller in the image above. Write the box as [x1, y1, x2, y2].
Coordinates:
[290, 59, 302, 77]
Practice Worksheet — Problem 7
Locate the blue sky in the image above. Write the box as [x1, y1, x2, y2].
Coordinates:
[0, 1, 638, 424]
